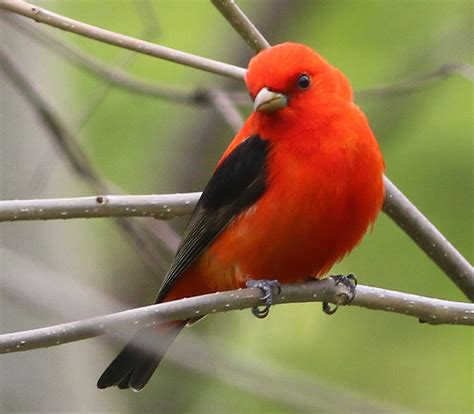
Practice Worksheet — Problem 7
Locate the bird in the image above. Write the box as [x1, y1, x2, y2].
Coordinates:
[97, 42, 385, 391]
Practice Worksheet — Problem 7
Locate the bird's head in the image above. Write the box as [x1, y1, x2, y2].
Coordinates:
[245, 42, 352, 115]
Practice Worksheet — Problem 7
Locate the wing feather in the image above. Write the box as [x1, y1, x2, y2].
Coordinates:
[155, 135, 270, 303]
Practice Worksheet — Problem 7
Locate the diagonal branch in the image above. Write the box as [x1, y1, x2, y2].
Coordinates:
[382, 178, 474, 300]
[0, 0, 246, 80]
[211, 0, 271, 52]
[355, 63, 474, 99]
[2, 15, 212, 105]
[210, 0, 474, 301]
[1, 279, 472, 357]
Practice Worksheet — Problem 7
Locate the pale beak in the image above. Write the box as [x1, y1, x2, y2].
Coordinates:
[253, 87, 288, 113]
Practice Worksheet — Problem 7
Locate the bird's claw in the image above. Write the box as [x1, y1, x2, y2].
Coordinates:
[246, 279, 281, 319]
[322, 273, 358, 316]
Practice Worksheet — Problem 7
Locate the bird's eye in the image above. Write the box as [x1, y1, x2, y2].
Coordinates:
[297, 74, 311, 90]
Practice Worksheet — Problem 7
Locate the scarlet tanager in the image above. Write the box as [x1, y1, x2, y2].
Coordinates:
[97, 42, 385, 391]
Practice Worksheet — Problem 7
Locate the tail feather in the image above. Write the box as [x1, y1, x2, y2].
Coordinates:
[97, 320, 186, 391]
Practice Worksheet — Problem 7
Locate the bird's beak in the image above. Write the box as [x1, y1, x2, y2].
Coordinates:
[253, 87, 288, 113]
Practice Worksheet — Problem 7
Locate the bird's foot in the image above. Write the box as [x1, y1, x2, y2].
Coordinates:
[322, 273, 357, 315]
[246, 279, 281, 319]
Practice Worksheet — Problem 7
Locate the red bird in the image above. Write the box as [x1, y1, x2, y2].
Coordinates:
[97, 42, 385, 390]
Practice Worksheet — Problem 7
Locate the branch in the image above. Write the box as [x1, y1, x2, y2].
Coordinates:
[211, 0, 271, 52]
[0, 0, 246, 80]
[207, 0, 474, 301]
[0, 194, 199, 222]
[355, 63, 474, 100]
[1, 279, 472, 355]
[382, 177, 474, 300]
[2, 15, 217, 105]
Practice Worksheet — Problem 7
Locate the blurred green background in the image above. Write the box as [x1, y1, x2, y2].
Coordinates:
[1, 0, 472, 413]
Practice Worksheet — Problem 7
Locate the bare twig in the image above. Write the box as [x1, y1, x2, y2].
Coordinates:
[0, 194, 199, 222]
[205, 0, 474, 301]
[383, 177, 474, 300]
[0, 49, 104, 189]
[74, 0, 162, 129]
[211, 0, 271, 52]
[205, 88, 247, 133]
[355, 63, 474, 100]
[2, 15, 208, 105]
[1, 279, 472, 357]
[0, 1, 246, 80]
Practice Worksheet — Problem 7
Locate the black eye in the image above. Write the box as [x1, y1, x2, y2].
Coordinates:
[297, 74, 311, 90]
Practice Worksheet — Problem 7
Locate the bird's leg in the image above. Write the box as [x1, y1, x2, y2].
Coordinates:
[246, 279, 281, 319]
[322, 273, 357, 315]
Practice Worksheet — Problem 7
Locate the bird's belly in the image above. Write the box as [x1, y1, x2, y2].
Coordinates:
[204, 174, 376, 288]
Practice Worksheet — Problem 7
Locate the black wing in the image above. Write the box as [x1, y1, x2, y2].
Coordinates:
[155, 135, 270, 303]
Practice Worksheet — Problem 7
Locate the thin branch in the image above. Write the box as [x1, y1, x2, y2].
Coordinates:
[1, 280, 472, 356]
[0, 194, 199, 222]
[74, 0, 162, 129]
[2, 15, 209, 105]
[383, 177, 474, 300]
[206, 0, 474, 301]
[355, 63, 474, 100]
[0, 49, 104, 190]
[205, 88, 247, 133]
[211, 0, 271, 52]
[0, 0, 246, 80]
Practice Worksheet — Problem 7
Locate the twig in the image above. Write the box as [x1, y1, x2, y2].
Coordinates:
[383, 177, 474, 300]
[205, 0, 474, 301]
[74, 0, 162, 129]
[355, 63, 474, 100]
[0, 49, 104, 189]
[2, 15, 207, 105]
[0, 194, 199, 222]
[211, 0, 271, 52]
[205, 88, 247, 133]
[0, 279, 472, 356]
[0, 0, 246, 80]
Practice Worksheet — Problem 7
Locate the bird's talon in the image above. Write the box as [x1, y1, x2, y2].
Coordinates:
[330, 273, 357, 304]
[252, 306, 270, 319]
[322, 302, 339, 315]
[246, 279, 281, 319]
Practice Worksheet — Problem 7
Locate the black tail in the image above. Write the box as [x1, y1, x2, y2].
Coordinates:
[97, 320, 186, 391]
